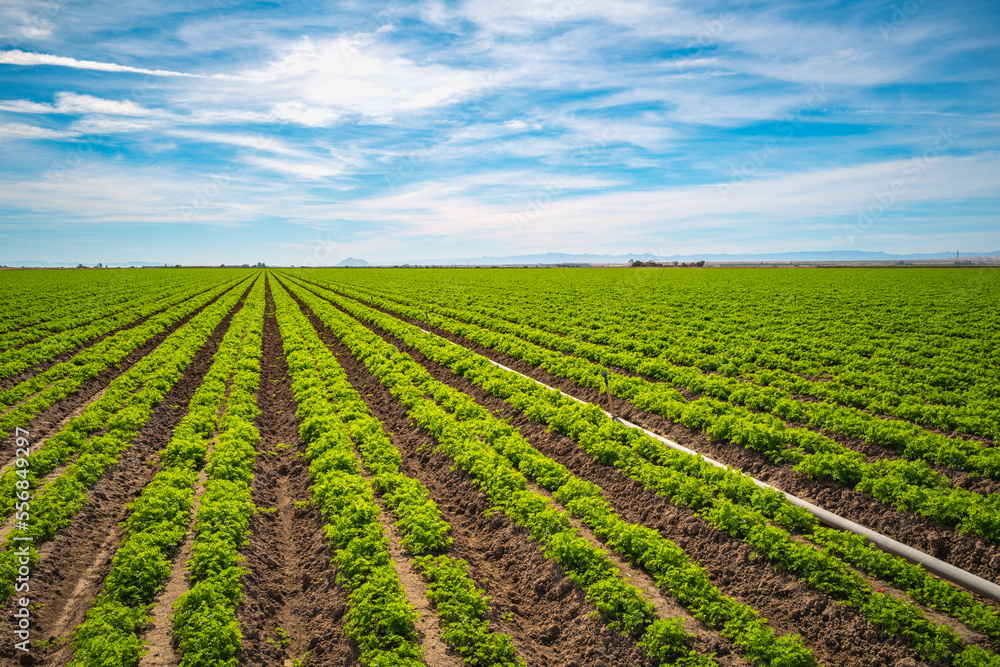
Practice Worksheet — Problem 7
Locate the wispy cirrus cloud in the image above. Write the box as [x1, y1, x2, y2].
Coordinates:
[0, 49, 208, 77]
[0, 121, 75, 140]
[0, 91, 168, 117]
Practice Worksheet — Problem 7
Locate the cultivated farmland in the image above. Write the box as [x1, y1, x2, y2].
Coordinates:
[1, 266, 998, 667]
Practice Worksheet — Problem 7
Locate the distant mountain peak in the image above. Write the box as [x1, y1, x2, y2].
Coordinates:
[337, 257, 371, 267]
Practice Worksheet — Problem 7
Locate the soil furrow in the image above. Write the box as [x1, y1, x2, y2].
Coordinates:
[236, 282, 357, 667]
[300, 290, 931, 667]
[286, 287, 687, 667]
[520, 465, 744, 666]
[368, 489, 464, 667]
[135, 468, 203, 667]
[316, 285, 1000, 586]
[0, 283, 250, 667]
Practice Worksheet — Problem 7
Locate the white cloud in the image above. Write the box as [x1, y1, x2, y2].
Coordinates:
[0, 92, 167, 117]
[0, 1, 58, 40]
[68, 116, 163, 134]
[0, 99, 54, 114]
[273, 153, 1000, 254]
[270, 101, 339, 127]
[0, 122, 75, 140]
[244, 155, 344, 180]
[0, 49, 206, 77]
[226, 36, 499, 122]
[56, 92, 164, 116]
[0, 0, 997, 262]
[164, 129, 314, 159]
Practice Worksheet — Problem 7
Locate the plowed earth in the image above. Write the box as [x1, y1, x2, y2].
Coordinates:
[0, 283, 253, 667]
[3, 272, 999, 667]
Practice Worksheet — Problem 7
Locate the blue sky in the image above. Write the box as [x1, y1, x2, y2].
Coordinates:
[0, 0, 998, 265]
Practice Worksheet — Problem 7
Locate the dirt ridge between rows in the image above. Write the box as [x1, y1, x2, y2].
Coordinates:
[315, 283, 1000, 587]
[367, 486, 464, 667]
[300, 285, 936, 667]
[285, 282, 694, 667]
[0, 281, 253, 667]
[235, 280, 357, 667]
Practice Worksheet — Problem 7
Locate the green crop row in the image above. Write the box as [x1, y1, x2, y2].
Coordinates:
[281, 273, 805, 667]
[0, 273, 252, 440]
[0, 271, 210, 354]
[272, 277, 522, 666]
[306, 276, 996, 471]
[171, 280, 266, 667]
[0, 277, 253, 601]
[297, 275, 1000, 545]
[272, 281, 424, 666]
[281, 273, 1000, 665]
[68, 273, 266, 666]
[294, 267, 997, 433]
[344, 274, 998, 441]
[0, 269, 229, 337]
[0, 273, 219, 372]
[0, 274, 256, 515]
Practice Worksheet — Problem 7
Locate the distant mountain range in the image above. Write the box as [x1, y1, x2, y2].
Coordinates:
[398, 250, 1000, 266]
[3, 250, 998, 269]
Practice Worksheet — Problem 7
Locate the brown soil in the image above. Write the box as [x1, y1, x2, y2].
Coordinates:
[368, 489, 464, 667]
[136, 469, 203, 667]
[321, 287, 1000, 587]
[283, 283, 665, 667]
[235, 279, 358, 667]
[524, 469, 743, 666]
[0, 279, 249, 467]
[0, 282, 252, 667]
[301, 289, 942, 667]
[138, 327, 248, 667]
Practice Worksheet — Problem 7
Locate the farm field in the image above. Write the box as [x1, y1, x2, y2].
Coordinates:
[1, 266, 998, 667]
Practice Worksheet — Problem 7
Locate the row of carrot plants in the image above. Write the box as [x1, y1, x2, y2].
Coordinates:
[0, 272, 223, 377]
[313, 278, 995, 468]
[0, 277, 253, 600]
[307, 268, 996, 419]
[282, 274, 1000, 666]
[68, 273, 266, 666]
[271, 279, 424, 666]
[281, 274, 814, 667]
[169, 274, 266, 667]
[0, 273, 250, 440]
[272, 277, 523, 666]
[0, 275, 255, 516]
[296, 276, 1000, 545]
[0, 269, 179, 336]
[314, 270, 997, 440]
[0, 272, 214, 356]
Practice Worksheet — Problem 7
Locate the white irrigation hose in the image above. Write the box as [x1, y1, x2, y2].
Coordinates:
[455, 346, 1000, 604]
